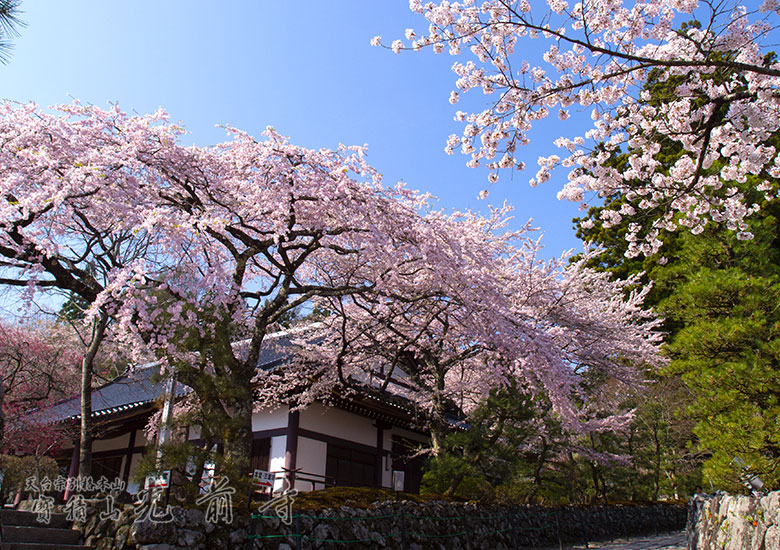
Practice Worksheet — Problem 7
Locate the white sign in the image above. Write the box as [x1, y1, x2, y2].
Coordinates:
[392, 470, 405, 492]
[252, 469, 275, 488]
[144, 470, 171, 490]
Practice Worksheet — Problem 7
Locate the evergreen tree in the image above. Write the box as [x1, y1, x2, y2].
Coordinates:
[0, 1, 24, 64]
[574, 100, 780, 491]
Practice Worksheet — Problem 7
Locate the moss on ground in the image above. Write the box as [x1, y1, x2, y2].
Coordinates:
[290, 486, 459, 511]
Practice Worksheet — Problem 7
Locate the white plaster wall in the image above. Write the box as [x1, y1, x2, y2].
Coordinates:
[92, 432, 130, 452]
[381, 429, 393, 488]
[294, 436, 327, 492]
[299, 402, 377, 448]
[269, 435, 287, 492]
[252, 406, 289, 432]
[381, 458, 392, 488]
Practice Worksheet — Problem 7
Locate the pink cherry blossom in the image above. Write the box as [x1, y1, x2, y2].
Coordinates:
[0, 102, 663, 467]
[394, 0, 780, 255]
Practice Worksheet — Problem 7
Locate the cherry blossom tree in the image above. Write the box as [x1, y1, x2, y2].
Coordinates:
[0, 102, 159, 475]
[111, 128, 479, 476]
[0, 102, 663, 478]
[0, 103, 452, 475]
[278, 211, 663, 457]
[385, 0, 780, 255]
[0, 322, 80, 455]
[0, 102, 443, 476]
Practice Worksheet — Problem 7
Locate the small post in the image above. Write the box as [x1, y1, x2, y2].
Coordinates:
[510, 509, 519, 550]
[555, 508, 562, 550]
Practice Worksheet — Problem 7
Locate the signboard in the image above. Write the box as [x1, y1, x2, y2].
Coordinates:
[252, 469, 275, 488]
[392, 470, 405, 492]
[144, 470, 171, 490]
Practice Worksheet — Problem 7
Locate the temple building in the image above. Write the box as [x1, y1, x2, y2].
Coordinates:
[33, 330, 428, 495]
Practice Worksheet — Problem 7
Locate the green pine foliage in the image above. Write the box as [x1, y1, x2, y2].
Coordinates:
[658, 201, 780, 489]
[573, 135, 780, 493]
[421, 384, 567, 503]
[568, 46, 780, 492]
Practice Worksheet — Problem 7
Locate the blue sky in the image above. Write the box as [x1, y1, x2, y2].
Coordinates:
[2, 1, 585, 257]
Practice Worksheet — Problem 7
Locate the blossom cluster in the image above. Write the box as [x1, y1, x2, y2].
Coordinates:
[0, 102, 662, 448]
[388, 0, 780, 254]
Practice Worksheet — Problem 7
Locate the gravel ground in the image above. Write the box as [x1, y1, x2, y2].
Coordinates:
[543, 531, 686, 550]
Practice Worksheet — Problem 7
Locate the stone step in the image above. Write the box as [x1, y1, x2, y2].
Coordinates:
[0, 511, 70, 529]
[0, 544, 91, 550]
[3, 525, 82, 545]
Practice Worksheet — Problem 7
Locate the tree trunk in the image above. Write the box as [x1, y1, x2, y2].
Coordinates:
[0, 380, 5, 450]
[78, 311, 108, 479]
[627, 428, 637, 500]
[528, 439, 549, 503]
[589, 461, 601, 504]
[567, 452, 578, 503]
[222, 366, 255, 480]
[443, 451, 482, 497]
[225, 401, 252, 474]
[190, 438, 213, 488]
[427, 364, 449, 457]
[652, 424, 661, 501]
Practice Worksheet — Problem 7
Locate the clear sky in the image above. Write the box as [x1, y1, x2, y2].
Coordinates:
[2, 1, 586, 258]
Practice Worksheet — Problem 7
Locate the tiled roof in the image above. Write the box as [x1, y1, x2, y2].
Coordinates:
[30, 328, 422, 426]
[33, 331, 296, 425]
[31, 363, 186, 424]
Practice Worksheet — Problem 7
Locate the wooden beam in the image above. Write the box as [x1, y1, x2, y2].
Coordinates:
[284, 409, 300, 489]
[63, 443, 80, 501]
[374, 422, 386, 487]
[121, 429, 137, 488]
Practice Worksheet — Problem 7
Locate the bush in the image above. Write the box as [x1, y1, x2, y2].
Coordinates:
[0, 454, 59, 501]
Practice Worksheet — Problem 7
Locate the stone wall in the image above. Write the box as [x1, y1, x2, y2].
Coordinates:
[74, 498, 686, 550]
[74, 498, 250, 550]
[250, 501, 685, 549]
[687, 491, 780, 550]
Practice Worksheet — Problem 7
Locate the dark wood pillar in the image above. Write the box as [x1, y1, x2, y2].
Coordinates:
[63, 443, 80, 501]
[284, 409, 300, 489]
[121, 429, 137, 489]
[374, 421, 389, 487]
